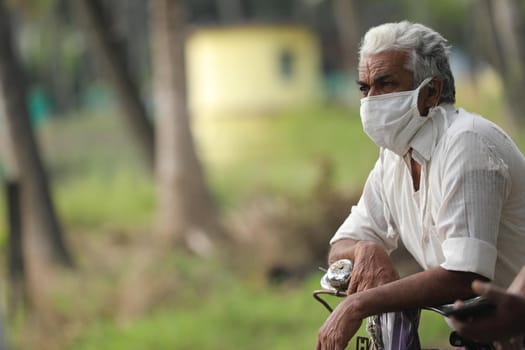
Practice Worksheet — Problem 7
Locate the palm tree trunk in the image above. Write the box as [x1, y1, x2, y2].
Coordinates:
[76, 0, 155, 169]
[333, 0, 359, 74]
[5, 181, 26, 316]
[0, 0, 73, 267]
[476, 0, 525, 126]
[150, 0, 224, 253]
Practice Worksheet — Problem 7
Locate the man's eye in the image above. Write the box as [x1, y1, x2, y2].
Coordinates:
[359, 85, 369, 95]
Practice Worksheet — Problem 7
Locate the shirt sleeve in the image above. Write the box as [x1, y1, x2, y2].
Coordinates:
[438, 131, 509, 280]
[330, 158, 398, 253]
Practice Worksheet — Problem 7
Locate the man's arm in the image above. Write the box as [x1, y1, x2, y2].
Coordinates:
[354, 267, 481, 313]
[316, 267, 483, 350]
[330, 237, 484, 311]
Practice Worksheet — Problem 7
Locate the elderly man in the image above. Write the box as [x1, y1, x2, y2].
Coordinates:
[316, 21, 525, 350]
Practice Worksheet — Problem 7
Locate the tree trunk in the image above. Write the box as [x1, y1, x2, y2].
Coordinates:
[0, 95, 27, 317]
[332, 0, 359, 74]
[490, 0, 525, 126]
[0, 309, 5, 350]
[0, 0, 73, 268]
[76, 0, 155, 169]
[150, 0, 224, 254]
[476, 0, 525, 126]
[5, 181, 26, 316]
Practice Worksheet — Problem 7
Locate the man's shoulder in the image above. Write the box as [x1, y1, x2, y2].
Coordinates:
[445, 107, 512, 145]
[440, 108, 525, 170]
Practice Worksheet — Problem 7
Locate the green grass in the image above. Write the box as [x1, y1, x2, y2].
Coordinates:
[55, 170, 154, 231]
[70, 283, 324, 350]
[69, 274, 451, 350]
[35, 109, 154, 231]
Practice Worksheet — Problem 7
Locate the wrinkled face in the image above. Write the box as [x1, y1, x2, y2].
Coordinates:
[358, 50, 440, 116]
[357, 50, 414, 98]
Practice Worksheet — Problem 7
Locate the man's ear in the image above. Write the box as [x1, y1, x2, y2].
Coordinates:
[418, 78, 444, 116]
[426, 78, 444, 107]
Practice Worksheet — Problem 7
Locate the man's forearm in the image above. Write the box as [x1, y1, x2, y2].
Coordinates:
[353, 267, 484, 317]
[330, 239, 485, 314]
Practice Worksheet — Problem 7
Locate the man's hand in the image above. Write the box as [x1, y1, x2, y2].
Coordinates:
[316, 294, 363, 350]
[316, 240, 398, 349]
[346, 240, 399, 294]
[450, 279, 525, 343]
[507, 266, 525, 295]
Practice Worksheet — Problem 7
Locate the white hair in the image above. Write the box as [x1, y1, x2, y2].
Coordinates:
[359, 21, 456, 104]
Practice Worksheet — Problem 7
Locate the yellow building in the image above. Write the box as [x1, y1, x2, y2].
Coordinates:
[186, 24, 322, 119]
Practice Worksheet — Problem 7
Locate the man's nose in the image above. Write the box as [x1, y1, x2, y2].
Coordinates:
[368, 86, 380, 96]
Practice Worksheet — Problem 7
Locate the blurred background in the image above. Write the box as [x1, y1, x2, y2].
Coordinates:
[0, 0, 524, 349]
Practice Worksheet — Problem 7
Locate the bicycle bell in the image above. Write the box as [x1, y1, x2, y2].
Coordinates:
[320, 259, 353, 292]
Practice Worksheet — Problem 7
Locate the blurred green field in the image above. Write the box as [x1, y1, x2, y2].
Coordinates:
[3, 74, 523, 349]
[197, 104, 379, 207]
[68, 268, 452, 350]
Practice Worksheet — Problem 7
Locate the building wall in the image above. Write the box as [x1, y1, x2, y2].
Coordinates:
[186, 24, 322, 118]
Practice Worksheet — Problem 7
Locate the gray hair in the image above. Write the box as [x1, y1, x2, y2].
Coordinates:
[359, 21, 456, 104]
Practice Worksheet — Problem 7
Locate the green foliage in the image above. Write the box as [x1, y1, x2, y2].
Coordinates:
[39, 109, 154, 231]
[55, 170, 154, 231]
[203, 104, 378, 208]
[36, 104, 377, 229]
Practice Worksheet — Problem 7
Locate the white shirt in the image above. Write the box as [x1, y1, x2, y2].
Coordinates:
[331, 104, 525, 287]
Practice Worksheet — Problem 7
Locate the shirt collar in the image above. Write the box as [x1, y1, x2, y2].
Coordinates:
[409, 103, 455, 163]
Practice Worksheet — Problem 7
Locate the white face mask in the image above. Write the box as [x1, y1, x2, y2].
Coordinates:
[360, 77, 433, 156]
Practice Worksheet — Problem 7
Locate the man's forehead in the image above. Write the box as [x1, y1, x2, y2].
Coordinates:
[358, 50, 410, 79]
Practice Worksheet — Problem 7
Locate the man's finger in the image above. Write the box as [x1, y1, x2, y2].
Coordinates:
[347, 275, 359, 295]
[453, 299, 464, 308]
[472, 280, 506, 303]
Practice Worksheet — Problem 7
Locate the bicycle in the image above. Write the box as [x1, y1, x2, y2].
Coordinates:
[313, 259, 495, 350]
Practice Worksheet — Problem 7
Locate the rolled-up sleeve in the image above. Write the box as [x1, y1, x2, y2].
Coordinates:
[330, 159, 398, 253]
[438, 131, 509, 280]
